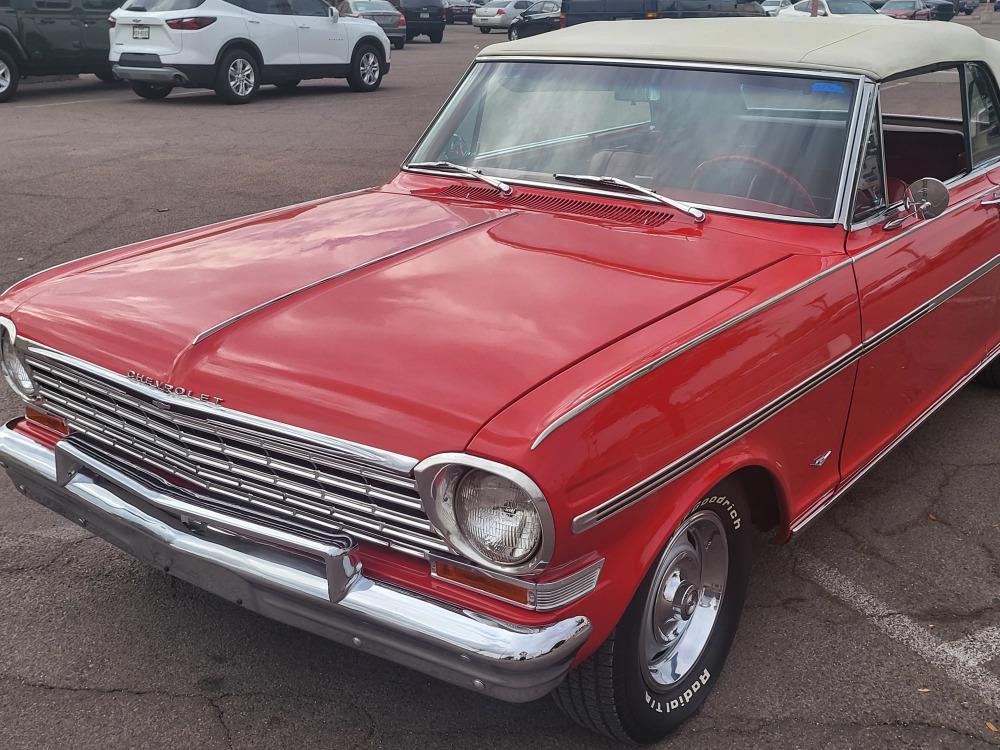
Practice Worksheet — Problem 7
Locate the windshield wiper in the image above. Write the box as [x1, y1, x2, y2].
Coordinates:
[407, 161, 512, 195]
[553, 174, 705, 223]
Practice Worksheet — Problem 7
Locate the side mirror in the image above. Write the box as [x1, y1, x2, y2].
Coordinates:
[884, 177, 950, 230]
[329, 5, 340, 20]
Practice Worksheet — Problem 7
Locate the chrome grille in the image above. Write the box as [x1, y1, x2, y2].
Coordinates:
[25, 349, 449, 558]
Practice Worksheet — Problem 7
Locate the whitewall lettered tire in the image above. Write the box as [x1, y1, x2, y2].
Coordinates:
[554, 483, 752, 743]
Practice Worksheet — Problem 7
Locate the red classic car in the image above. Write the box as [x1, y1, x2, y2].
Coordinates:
[2, 17, 999, 744]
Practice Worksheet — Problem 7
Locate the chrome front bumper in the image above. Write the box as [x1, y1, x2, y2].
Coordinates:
[113, 65, 189, 85]
[0, 423, 591, 702]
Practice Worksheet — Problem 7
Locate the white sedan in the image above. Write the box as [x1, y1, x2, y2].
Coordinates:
[779, 0, 882, 15]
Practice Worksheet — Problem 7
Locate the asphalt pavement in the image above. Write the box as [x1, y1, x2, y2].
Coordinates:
[1, 19, 1000, 750]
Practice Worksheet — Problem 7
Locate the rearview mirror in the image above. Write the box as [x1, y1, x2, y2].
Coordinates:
[884, 177, 950, 230]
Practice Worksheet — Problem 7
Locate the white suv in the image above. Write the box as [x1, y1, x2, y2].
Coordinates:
[110, 0, 391, 103]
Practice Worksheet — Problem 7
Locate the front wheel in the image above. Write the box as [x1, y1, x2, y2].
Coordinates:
[215, 49, 260, 104]
[0, 49, 20, 103]
[554, 486, 751, 743]
[479, 26, 491, 33]
[347, 44, 383, 92]
[131, 81, 173, 100]
[94, 68, 117, 83]
[508, 26, 519, 40]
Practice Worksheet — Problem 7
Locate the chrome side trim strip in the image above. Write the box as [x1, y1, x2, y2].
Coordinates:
[192, 212, 515, 346]
[20, 339, 419, 475]
[571, 345, 862, 533]
[531, 256, 855, 450]
[571, 252, 1000, 533]
[1, 188, 375, 298]
[790, 340, 1000, 537]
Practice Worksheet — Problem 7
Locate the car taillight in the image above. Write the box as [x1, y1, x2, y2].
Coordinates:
[398, 13, 406, 23]
[559, 11, 566, 25]
[108, 15, 116, 27]
[166, 16, 217, 29]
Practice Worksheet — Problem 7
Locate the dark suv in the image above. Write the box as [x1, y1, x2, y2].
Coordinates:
[391, 0, 445, 41]
[0, 0, 120, 102]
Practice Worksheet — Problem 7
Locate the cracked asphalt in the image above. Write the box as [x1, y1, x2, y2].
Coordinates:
[2, 17, 1000, 750]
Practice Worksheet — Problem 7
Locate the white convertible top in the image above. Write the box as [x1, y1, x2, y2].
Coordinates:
[482, 17, 1000, 81]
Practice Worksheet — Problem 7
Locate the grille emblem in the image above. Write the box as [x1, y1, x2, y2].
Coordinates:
[126, 370, 224, 405]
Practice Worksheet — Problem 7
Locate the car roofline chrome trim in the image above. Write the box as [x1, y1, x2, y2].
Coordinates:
[17, 338, 420, 475]
[1, 188, 375, 299]
[790, 338, 1000, 537]
[571, 250, 1000, 533]
[531, 255, 856, 450]
[192, 212, 515, 346]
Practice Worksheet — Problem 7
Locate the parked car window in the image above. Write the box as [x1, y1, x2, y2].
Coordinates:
[514, 0, 531, 6]
[246, 0, 294, 12]
[967, 63, 1000, 165]
[853, 106, 888, 220]
[290, 0, 328, 13]
[483, 0, 508, 5]
[121, 0, 206, 9]
[524, 0, 545, 10]
[411, 62, 859, 218]
[33, 0, 71, 8]
[82, 0, 121, 7]
[879, 67, 966, 184]
[827, 0, 876, 10]
[353, 0, 396, 8]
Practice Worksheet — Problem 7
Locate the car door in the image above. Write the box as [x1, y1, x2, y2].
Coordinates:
[290, 0, 346, 66]
[79, 0, 117, 69]
[22, 0, 81, 71]
[245, 0, 301, 67]
[515, 0, 543, 32]
[840, 65, 1000, 480]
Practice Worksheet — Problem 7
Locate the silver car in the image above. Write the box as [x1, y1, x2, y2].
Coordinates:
[473, 0, 533, 32]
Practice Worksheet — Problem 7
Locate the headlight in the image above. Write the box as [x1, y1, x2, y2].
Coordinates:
[0, 322, 36, 400]
[455, 469, 542, 565]
[414, 454, 554, 574]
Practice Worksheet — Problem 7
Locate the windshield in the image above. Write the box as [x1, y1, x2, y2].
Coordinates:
[409, 62, 858, 219]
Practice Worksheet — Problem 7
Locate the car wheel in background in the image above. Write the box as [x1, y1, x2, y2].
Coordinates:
[94, 68, 117, 83]
[131, 81, 173, 100]
[347, 44, 383, 92]
[215, 49, 260, 104]
[479, 25, 490, 32]
[0, 50, 20, 104]
[275, 79, 301, 90]
[508, 25, 519, 40]
[429, 28, 444, 42]
[554, 483, 752, 743]
[392, 38, 405, 49]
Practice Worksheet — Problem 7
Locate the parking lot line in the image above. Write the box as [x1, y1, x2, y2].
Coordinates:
[943, 626, 1000, 667]
[798, 552, 1000, 711]
[14, 96, 121, 109]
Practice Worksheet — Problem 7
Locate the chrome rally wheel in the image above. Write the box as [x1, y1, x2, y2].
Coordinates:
[554, 483, 752, 744]
[641, 511, 728, 691]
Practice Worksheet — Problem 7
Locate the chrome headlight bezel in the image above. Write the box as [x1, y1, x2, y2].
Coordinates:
[0, 318, 37, 401]
[413, 453, 554, 575]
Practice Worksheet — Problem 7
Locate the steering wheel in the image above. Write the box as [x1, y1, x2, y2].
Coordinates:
[691, 155, 819, 215]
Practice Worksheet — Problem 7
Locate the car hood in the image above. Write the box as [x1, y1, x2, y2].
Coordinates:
[8, 188, 795, 457]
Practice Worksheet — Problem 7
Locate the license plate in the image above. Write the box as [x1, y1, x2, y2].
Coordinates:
[420, 11, 429, 16]
[132, 25, 149, 39]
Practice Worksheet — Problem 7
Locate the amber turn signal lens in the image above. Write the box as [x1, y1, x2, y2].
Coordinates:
[433, 561, 532, 606]
[25, 405, 70, 437]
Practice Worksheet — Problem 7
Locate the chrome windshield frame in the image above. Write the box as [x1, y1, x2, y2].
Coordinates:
[403, 56, 870, 226]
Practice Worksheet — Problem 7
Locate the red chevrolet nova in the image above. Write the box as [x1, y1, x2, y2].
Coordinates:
[2, 17, 999, 744]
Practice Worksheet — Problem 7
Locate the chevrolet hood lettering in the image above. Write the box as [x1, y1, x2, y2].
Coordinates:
[127, 370, 224, 405]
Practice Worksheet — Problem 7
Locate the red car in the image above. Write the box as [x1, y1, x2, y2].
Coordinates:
[2, 17, 999, 744]
[878, 0, 932, 17]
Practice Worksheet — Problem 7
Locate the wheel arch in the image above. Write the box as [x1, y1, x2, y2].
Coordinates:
[0, 27, 27, 66]
[214, 38, 264, 68]
[353, 34, 388, 61]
